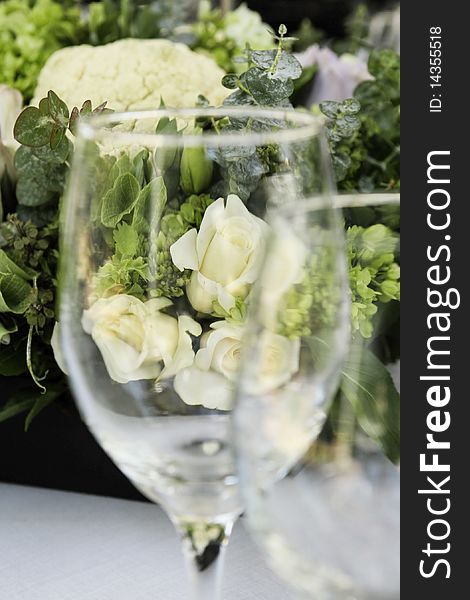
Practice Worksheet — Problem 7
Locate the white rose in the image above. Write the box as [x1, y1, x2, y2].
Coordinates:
[174, 321, 300, 411]
[0, 85, 22, 185]
[224, 4, 273, 51]
[82, 294, 201, 384]
[170, 194, 268, 314]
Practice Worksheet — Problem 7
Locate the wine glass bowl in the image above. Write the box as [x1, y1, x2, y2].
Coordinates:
[58, 106, 346, 598]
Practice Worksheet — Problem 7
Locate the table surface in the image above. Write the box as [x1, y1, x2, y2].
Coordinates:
[0, 483, 292, 600]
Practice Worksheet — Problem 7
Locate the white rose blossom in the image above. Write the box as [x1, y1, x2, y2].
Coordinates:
[0, 84, 22, 186]
[170, 194, 269, 314]
[75, 294, 201, 384]
[175, 321, 300, 411]
[223, 3, 273, 51]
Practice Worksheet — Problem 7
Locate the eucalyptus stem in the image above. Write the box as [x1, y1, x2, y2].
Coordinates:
[26, 325, 47, 393]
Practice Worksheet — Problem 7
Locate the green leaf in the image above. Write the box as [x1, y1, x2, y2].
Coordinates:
[342, 98, 361, 115]
[13, 106, 54, 147]
[24, 383, 66, 431]
[240, 68, 294, 104]
[15, 177, 57, 207]
[32, 136, 71, 163]
[101, 172, 140, 228]
[14, 142, 68, 208]
[0, 315, 18, 344]
[250, 50, 303, 80]
[0, 274, 33, 314]
[48, 91, 69, 126]
[222, 74, 239, 89]
[132, 149, 149, 186]
[223, 89, 257, 107]
[0, 249, 36, 280]
[80, 100, 93, 115]
[0, 338, 27, 376]
[132, 176, 167, 234]
[50, 123, 66, 150]
[0, 396, 34, 423]
[341, 345, 400, 463]
[113, 223, 139, 257]
[320, 100, 341, 119]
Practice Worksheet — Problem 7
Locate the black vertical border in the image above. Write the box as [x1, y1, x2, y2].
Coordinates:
[401, 2, 468, 597]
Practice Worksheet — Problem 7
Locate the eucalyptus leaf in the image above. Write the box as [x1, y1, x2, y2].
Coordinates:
[222, 74, 239, 89]
[14, 106, 54, 147]
[223, 89, 257, 107]
[101, 172, 140, 228]
[15, 177, 58, 207]
[50, 123, 66, 150]
[32, 136, 71, 163]
[341, 345, 400, 463]
[240, 68, 294, 104]
[48, 91, 69, 126]
[250, 50, 303, 80]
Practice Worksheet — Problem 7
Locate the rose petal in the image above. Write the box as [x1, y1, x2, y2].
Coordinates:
[174, 366, 234, 410]
[186, 272, 217, 313]
[170, 228, 199, 271]
[160, 315, 202, 379]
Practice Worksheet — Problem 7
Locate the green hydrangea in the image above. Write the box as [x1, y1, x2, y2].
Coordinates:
[277, 248, 342, 340]
[347, 224, 400, 338]
[193, 1, 273, 73]
[277, 223, 400, 340]
[148, 194, 214, 299]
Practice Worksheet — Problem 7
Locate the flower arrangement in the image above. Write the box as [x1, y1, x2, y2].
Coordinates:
[0, 3, 400, 461]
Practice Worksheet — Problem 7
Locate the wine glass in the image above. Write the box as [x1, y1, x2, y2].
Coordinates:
[233, 195, 400, 599]
[58, 106, 347, 599]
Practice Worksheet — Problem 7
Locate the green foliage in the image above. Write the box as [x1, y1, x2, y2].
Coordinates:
[150, 194, 214, 299]
[276, 223, 399, 341]
[0, 380, 67, 430]
[87, 0, 182, 46]
[341, 343, 400, 464]
[192, 1, 274, 73]
[0, 0, 84, 101]
[347, 224, 400, 338]
[92, 255, 149, 299]
[222, 26, 302, 108]
[15, 94, 111, 152]
[277, 248, 342, 339]
[0, 93, 110, 409]
[113, 223, 139, 257]
[101, 173, 141, 228]
[320, 50, 400, 191]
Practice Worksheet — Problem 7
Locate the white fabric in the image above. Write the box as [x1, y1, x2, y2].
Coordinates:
[0, 484, 292, 599]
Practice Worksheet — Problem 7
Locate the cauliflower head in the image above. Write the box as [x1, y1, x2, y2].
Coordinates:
[32, 38, 229, 111]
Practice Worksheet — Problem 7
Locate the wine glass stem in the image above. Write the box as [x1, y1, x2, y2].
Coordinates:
[175, 519, 235, 600]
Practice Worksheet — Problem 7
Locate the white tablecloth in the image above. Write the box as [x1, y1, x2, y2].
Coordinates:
[0, 484, 292, 600]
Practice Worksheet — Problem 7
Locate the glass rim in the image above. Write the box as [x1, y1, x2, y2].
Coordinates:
[270, 192, 400, 218]
[77, 106, 323, 148]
